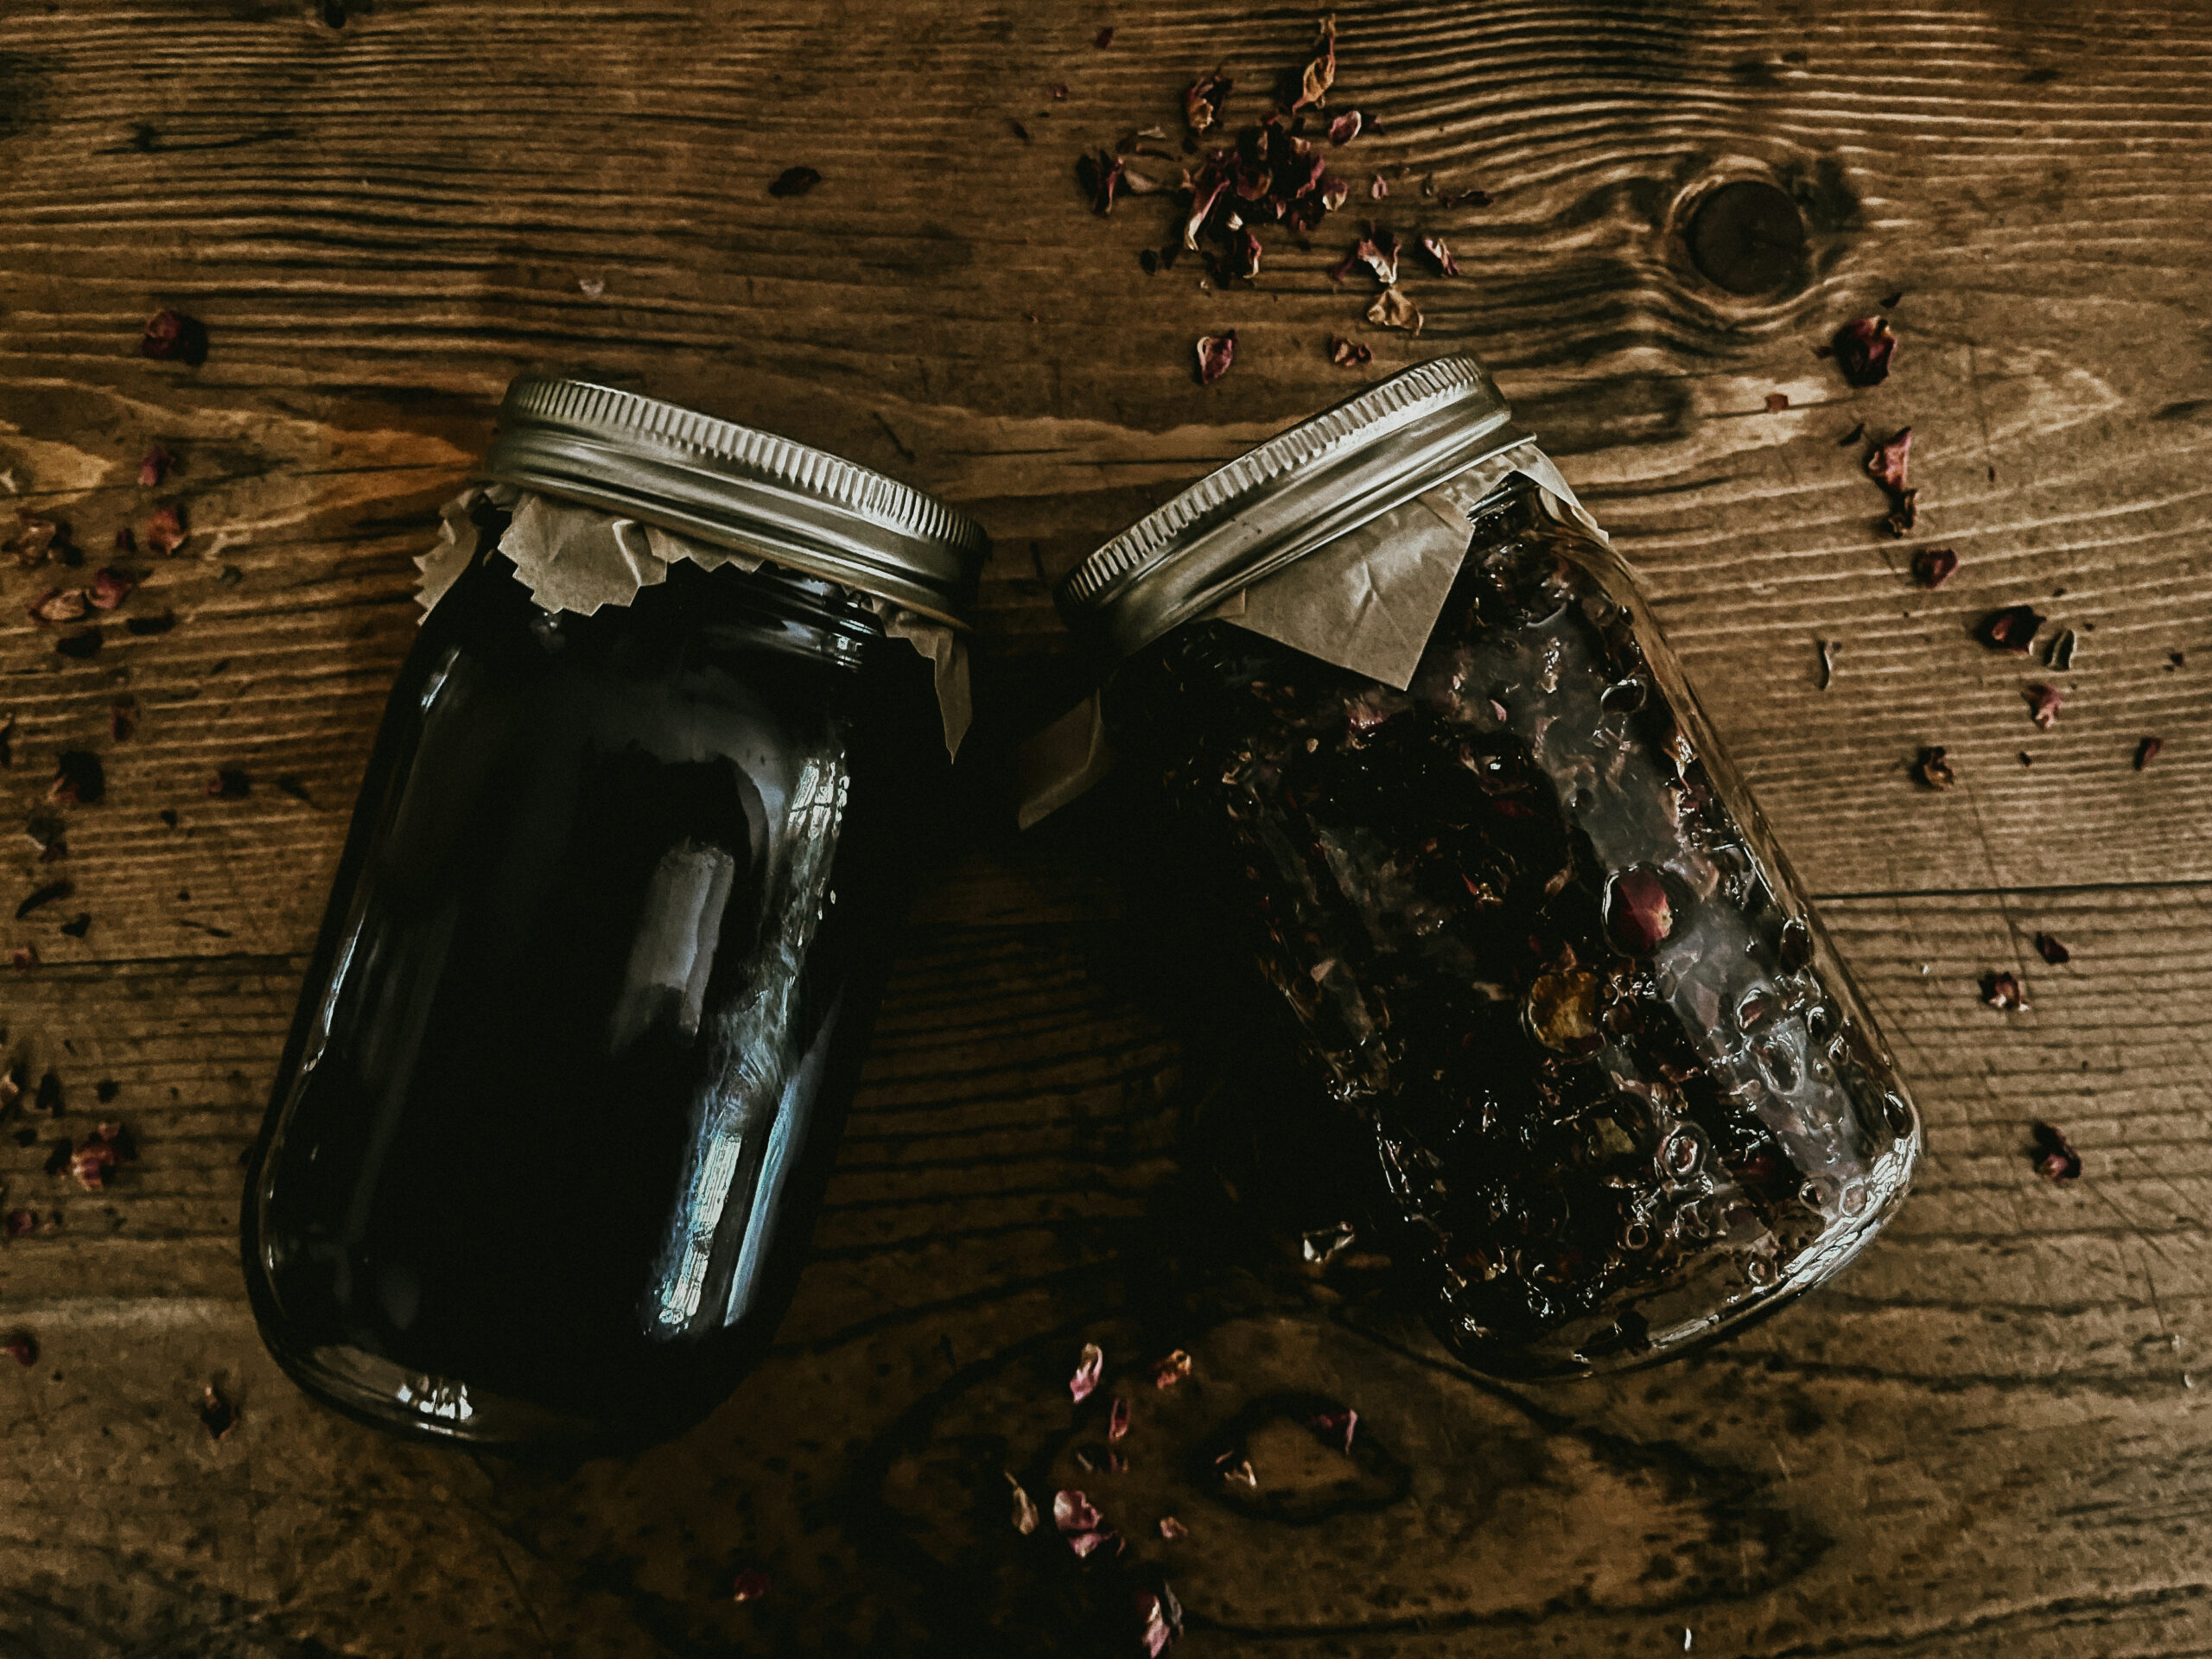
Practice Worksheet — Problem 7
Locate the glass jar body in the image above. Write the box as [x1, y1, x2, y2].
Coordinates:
[1113, 481, 1920, 1376]
[242, 519, 941, 1450]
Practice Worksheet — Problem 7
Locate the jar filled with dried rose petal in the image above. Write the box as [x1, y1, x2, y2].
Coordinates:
[243, 378, 988, 1449]
[1052, 355, 1920, 1378]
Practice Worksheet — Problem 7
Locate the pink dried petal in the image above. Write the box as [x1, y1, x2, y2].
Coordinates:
[729, 1568, 771, 1602]
[1307, 1408, 1358, 1452]
[2031, 1122, 2080, 1181]
[140, 308, 207, 365]
[1914, 546, 1957, 588]
[1829, 316, 1897, 386]
[1070, 1341, 1104, 1402]
[207, 769, 251, 799]
[1229, 226, 1262, 280]
[1981, 971, 2029, 1013]
[10, 946, 35, 970]
[109, 704, 136, 742]
[1764, 391, 1790, 414]
[1418, 233, 1459, 276]
[1328, 336, 1372, 367]
[1368, 173, 1388, 199]
[28, 588, 87, 626]
[1289, 14, 1336, 111]
[88, 568, 134, 611]
[1180, 150, 1234, 248]
[138, 444, 173, 487]
[2025, 684, 2063, 731]
[1366, 287, 1421, 334]
[2034, 931, 2070, 966]
[146, 504, 188, 556]
[1109, 1395, 1130, 1441]
[8, 512, 62, 567]
[1329, 231, 1398, 286]
[1094, 25, 1115, 48]
[1195, 332, 1236, 385]
[1137, 1588, 1179, 1655]
[3, 1210, 35, 1236]
[1007, 1473, 1039, 1534]
[1319, 176, 1350, 211]
[1077, 148, 1127, 214]
[766, 166, 821, 198]
[1217, 1455, 1257, 1488]
[1915, 747, 1955, 791]
[1048, 82, 1070, 99]
[1866, 428, 1912, 495]
[1066, 1528, 1120, 1559]
[3, 1332, 35, 1366]
[51, 749, 104, 804]
[201, 1382, 241, 1440]
[1151, 1349, 1192, 1388]
[2137, 735, 2163, 771]
[1979, 604, 2044, 654]
[1882, 489, 1918, 538]
[1605, 867, 1674, 955]
[1185, 68, 1232, 134]
[1327, 110, 1362, 144]
[1053, 1488, 1103, 1532]
[1157, 1515, 1187, 1539]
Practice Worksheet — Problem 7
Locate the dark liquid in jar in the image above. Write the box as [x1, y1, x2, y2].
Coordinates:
[1118, 486, 1916, 1376]
[243, 537, 934, 1446]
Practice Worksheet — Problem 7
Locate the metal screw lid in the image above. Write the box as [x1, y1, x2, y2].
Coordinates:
[483, 377, 990, 626]
[1055, 353, 1527, 658]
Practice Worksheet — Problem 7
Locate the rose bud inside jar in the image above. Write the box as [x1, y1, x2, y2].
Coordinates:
[1045, 354, 1921, 1379]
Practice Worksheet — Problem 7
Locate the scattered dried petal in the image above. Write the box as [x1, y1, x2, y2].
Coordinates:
[1308, 1408, 1357, 1452]
[1007, 1472, 1039, 1534]
[207, 768, 251, 799]
[1137, 1588, 1179, 1656]
[1157, 1515, 1187, 1540]
[1151, 1349, 1192, 1389]
[1185, 68, 1233, 134]
[1077, 148, 1127, 214]
[576, 276, 606, 297]
[67, 1123, 135, 1191]
[1913, 546, 1957, 588]
[16, 880, 72, 919]
[1195, 332, 1236, 385]
[1368, 173, 1388, 199]
[1866, 428, 1912, 495]
[2136, 735, 2163, 771]
[1109, 1395, 1130, 1441]
[1881, 489, 1918, 538]
[1289, 13, 1337, 111]
[766, 166, 822, 198]
[1217, 1456, 1257, 1488]
[1094, 25, 1115, 48]
[141, 309, 208, 365]
[52, 750, 105, 805]
[1829, 316, 1897, 387]
[28, 588, 87, 626]
[2031, 1122, 2081, 1182]
[1764, 391, 1790, 414]
[1302, 1220, 1356, 1263]
[1327, 336, 1371, 368]
[138, 444, 172, 487]
[35, 1071, 61, 1115]
[1981, 971, 2029, 1013]
[1604, 865, 1675, 956]
[1067, 1528, 1121, 1559]
[1818, 639, 1839, 690]
[1330, 230, 1399, 286]
[1978, 604, 2044, 654]
[7, 512, 63, 567]
[1071, 1341, 1105, 1402]
[88, 568, 134, 610]
[1048, 82, 1070, 100]
[2034, 931, 2070, 965]
[729, 1568, 771, 1603]
[1417, 232, 1459, 276]
[2025, 684, 2063, 730]
[1366, 286, 1421, 334]
[146, 504, 188, 556]
[1054, 1489, 1103, 1532]
[1319, 176, 1351, 212]
[10, 945, 35, 969]
[3, 1332, 35, 1366]
[113, 527, 136, 555]
[2171, 650, 2187, 669]
[1914, 747, 1955, 791]
[1326, 110, 1361, 144]
[1229, 225, 1262, 279]
[3, 1210, 35, 1236]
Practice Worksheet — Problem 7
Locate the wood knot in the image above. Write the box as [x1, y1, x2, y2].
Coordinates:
[1682, 180, 1807, 296]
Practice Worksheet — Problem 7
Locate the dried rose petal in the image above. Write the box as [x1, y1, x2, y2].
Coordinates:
[1077, 148, 1127, 214]
[1054, 1488, 1103, 1533]
[2136, 736, 2163, 771]
[3, 1211, 35, 1236]
[1366, 287, 1421, 334]
[1157, 1515, 1187, 1539]
[1179, 151, 1234, 248]
[1108, 1395, 1130, 1441]
[1866, 428, 1912, 495]
[1418, 233, 1459, 276]
[2034, 931, 2070, 965]
[1007, 1472, 1039, 1534]
[1048, 82, 1070, 99]
[1071, 1340, 1105, 1402]
[2031, 1122, 2081, 1182]
[146, 504, 188, 556]
[3, 1332, 35, 1367]
[1765, 391, 1790, 414]
[35, 1071, 61, 1115]
[28, 588, 87, 626]
[10, 946, 35, 969]
[1185, 68, 1232, 134]
[138, 444, 173, 487]
[729, 1568, 771, 1603]
[1137, 1589, 1178, 1656]
[1914, 747, 1955, 791]
[1151, 1349, 1192, 1389]
[1195, 332, 1236, 385]
[1368, 173, 1388, 199]
[88, 568, 134, 611]
[1217, 1455, 1257, 1488]
[199, 1382, 238, 1440]
[8, 512, 62, 567]
[16, 880, 72, 920]
[1882, 489, 1918, 538]
[1913, 546, 1957, 588]
[1328, 336, 1371, 368]
[1605, 866, 1675, 955]
[1308, 1408, 1357, 1452]
[766, 166, 821, 199]
[1829, 316, 1897, 387]
[1331, 231, 1399, 286]
[1981, 971, 2029, 1013]
[1978, 604, 2044, 654]
[1067, 1528, 1121, 1559]
[141, 308, 207, 365]
[1094, 25, 1115, 48]
[1289, 14, 1337, 111]
[1229, 225, 1262, 280]
[1326, 110, 1361, 144]
[1319, 176, 1351, 212]
[2024, 684, 2063, 731]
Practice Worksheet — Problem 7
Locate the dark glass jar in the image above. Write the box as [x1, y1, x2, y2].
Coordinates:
[242, 379, 988, 1450]
[1058, 356, 1920, 1378]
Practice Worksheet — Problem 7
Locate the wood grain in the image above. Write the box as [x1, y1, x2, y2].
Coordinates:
[3, 0, 2211, 1653]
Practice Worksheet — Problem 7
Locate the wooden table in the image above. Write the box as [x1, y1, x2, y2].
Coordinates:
[4, 3, 2209, 1653]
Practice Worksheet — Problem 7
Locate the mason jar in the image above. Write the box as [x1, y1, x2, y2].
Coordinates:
[1055, 355, 1920, 1378]
[243, 378, 988, 1449]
